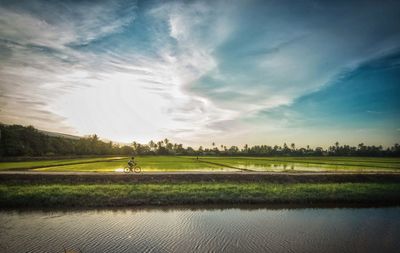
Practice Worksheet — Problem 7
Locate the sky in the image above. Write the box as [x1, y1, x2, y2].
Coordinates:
[0, 0, 399, 147]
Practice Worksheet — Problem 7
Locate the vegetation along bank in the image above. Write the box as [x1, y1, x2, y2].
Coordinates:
[1, 172, 399, 208]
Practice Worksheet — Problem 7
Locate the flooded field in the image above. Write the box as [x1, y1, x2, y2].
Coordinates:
[197, 157, 400, 172]
[1, 207, 399, 253]
[1, 156, 399, 172]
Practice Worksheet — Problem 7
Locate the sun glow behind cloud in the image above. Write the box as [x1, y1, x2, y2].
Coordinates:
[0, 0, 399, 146]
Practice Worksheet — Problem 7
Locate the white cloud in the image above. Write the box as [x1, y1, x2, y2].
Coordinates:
[0, 1, 137, 135]
[182, 0, 400, 133]
[1, 0, 399, 146]
[0, 1, 136, 49]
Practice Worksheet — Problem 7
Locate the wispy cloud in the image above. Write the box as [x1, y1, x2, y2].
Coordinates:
[0, 0, 136, 48]
[0, 0, 137, 134]
[0, 0, 399, 145]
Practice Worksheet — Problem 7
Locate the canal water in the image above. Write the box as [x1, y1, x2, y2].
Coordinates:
[1, 207, 399, 252]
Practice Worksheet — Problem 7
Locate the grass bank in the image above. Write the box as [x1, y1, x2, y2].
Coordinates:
[1, 182, 399, 208]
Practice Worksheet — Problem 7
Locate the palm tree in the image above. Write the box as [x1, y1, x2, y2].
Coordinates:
[149, 140, 155, 151]
[283, 143, 289, 153]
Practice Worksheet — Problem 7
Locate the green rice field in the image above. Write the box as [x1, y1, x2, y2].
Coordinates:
[1, 156, 400, 173]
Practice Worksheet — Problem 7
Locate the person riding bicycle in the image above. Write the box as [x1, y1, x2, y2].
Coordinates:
[124, 156, 141, 173]
[127, 156, 136, 170]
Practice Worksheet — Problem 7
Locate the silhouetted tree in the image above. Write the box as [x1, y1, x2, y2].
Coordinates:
[1, 124, 399, 158]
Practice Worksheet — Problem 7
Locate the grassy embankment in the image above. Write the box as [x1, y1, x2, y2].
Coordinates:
[1, 182, 399, 208]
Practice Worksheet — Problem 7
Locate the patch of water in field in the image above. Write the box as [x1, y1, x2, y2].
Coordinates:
[229, 162, 398, 172]
[0, 207, 399, 253]
[197, 157, 400, 172]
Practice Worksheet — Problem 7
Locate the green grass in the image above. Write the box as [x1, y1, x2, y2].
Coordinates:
[34, 156, 228, 172]
[135, 156, 229, 171]
[0, 157, 126, 171]
[34, 160, 129, 172]
[1, 182, 399, 207]
[1, 156, 399, 172]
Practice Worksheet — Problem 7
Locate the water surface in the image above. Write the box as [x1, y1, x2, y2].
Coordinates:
[1, 207, 399, 253]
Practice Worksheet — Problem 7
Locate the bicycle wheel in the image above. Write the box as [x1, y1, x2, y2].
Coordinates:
[134, 166, 141, 173]
[123, 166, 131, 173]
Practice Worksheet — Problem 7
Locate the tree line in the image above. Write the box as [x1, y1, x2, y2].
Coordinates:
[0, 124, 132, 157]
[1, 124, 399, 157]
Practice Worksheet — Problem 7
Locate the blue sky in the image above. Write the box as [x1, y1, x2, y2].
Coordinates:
[0, 0, 399, 147]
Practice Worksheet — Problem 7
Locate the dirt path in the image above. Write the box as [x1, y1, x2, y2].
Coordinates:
[1, 171, 400, 184]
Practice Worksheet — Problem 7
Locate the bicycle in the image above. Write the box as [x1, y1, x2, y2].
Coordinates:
[123, 164, 141, 173]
